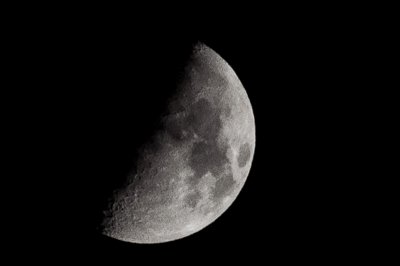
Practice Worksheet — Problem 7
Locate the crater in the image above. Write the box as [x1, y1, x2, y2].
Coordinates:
[186, 98, 221, 140]
[185, 190, 202, 209]
[188, 141, 230, 186]
[212, 173, 236, 202]
[237, 143, 251, 168]
[222, 105, 232, 119]
[186, 98, 231, 187]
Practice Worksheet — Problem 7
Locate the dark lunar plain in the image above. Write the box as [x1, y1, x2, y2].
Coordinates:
[5, 10, 366, 263]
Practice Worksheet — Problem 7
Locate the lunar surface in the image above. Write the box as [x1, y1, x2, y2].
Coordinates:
[101, 43, 255, 243]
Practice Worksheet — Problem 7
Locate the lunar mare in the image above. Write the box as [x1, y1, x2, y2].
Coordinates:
[101, 43, 255, 243]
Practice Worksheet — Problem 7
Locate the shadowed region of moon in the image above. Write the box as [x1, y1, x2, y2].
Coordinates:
[100, 43, 255, 244]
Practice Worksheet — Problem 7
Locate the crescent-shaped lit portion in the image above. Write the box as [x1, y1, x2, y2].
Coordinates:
[101, 43, 255, 243]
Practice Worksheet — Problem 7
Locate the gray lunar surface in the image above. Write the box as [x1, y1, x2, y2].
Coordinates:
[101, 43, 255, 243]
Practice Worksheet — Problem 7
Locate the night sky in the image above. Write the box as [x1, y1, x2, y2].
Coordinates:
[7, 9, 360, 263]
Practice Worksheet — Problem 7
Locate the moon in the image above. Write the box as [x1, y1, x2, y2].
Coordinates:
[100, 43, 255, 244]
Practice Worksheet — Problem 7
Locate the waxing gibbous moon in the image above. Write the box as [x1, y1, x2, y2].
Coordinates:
[100, 43, 255, 244]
